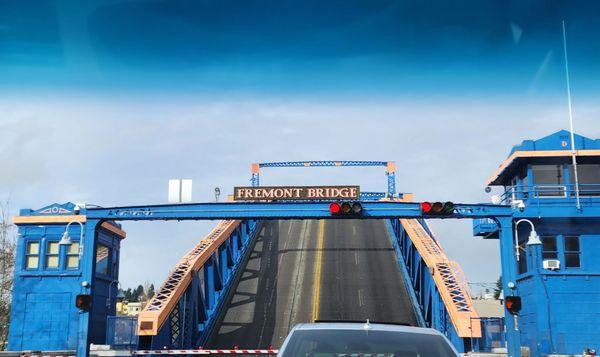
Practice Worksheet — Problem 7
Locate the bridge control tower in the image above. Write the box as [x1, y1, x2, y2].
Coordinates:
[476, 130, 600, 355]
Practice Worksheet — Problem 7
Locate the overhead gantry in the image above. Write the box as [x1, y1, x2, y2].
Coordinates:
[76, 200, 515, 354]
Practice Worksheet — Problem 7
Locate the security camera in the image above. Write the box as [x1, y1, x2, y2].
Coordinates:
[484, 187, 492, 193]
[74, 203, 85, 215]
[511, 200, 525, 212]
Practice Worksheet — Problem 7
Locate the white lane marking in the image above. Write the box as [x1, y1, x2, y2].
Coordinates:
[287, 220, 293, 236]
[358, 289, 364, 307]
[353, 226, 357, 235]
[354, 252, 359, 265]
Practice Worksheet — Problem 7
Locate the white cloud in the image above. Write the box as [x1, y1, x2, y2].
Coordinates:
[1, 95, 598, 288]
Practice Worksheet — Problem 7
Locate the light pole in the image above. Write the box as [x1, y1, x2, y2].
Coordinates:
[59, 220, 85, 259]
[514, 219, 541, 261]
[107, 280, 122, 308]
[516, 219, 541, 246]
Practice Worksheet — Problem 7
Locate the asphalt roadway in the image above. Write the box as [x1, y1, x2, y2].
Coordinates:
[207, 219, 418, 349]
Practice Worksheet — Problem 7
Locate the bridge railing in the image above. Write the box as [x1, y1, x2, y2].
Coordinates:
[388, 218, 481, 352]
[500, 183, 600, 206]
[136, 219, 262, 350]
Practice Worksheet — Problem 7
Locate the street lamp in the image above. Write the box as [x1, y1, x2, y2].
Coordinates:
[514, 219, 541, 260]
[107, 280, 122, 308]
[59, 220, 85, 259]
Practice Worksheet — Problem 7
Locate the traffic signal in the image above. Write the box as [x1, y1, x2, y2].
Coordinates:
[420, 201, 454, 216]
[330, 202, 363, 216]
[504, 296, 522, 315]
[76, 294, 92, 311]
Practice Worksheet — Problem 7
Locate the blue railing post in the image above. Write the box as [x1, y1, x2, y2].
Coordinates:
[203, 255, 217, 311]
[219, 244, 230, 284]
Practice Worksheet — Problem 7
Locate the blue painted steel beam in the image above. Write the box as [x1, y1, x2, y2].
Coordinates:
[258, 160, 389, 167]
[85, 202, 513, 221]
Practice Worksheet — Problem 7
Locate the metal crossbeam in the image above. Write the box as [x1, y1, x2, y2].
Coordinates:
[252, 160, 397, 195]
[85, 202, 512, 221]
[258, 160, 389, 167]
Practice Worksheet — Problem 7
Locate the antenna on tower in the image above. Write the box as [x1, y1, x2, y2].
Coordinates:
[562, 20, 581, 210]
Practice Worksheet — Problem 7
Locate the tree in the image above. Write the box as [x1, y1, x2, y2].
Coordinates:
[131, 285, 144, 302]
[494, 276, 503, 300]
[0, 202, 16, 350]
[147, 283, 155, 300]
[124, 288, 133, 301]
[143, 281, 155, 301]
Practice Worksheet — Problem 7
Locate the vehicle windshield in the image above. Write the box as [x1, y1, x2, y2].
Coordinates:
[280, 329, 457, 357]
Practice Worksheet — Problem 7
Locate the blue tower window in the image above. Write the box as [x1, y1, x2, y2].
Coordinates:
[96, 243, 111, 276]
[564, 236, 581, 268]
[25, 241, 40, 269]
[568, 164, 600, 196]
[532, 165, 565, 197]
[66, 242, 80, 269]
[45, 241, 59, 269]
[542, 236, 558, 260]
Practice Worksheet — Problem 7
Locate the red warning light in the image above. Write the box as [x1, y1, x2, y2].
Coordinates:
[505, 296, 522, 315]
[329, 202, 341, 215]
[420, 202, 432, 213]
[76, 294, 92, 311]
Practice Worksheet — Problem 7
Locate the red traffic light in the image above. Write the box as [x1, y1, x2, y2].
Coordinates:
[420, 202, 432, 213]
[330, 202, 363, 216]
[421, 201, 455, 216]
[329, 202, 341, 215]
[76, 294, 92, 311]
[505, 296, 522, 315]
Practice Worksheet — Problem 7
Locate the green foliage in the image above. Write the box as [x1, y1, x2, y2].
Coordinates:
[494, 276, 502, 300]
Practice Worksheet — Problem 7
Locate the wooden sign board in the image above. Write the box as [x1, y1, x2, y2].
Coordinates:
[233, 186, 360, 201]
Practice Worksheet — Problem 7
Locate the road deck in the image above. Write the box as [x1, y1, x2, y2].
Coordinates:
[207, 219, 417, 348]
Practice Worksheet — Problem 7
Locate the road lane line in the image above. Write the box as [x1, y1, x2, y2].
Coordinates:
[312, 219, 325, 321]
[358, 289, 364, 307]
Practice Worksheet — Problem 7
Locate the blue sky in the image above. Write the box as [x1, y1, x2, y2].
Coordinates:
[1, 1, 600, 290]
[2, 1, 600, 97]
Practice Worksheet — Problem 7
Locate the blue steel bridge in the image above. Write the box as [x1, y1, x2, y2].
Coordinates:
[7, 131, 600, 357]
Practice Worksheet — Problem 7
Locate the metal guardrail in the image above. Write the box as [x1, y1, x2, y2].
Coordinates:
[470, 317, 506, 352]
[107, 316, 137, 349]
[500, 184, 600, 205]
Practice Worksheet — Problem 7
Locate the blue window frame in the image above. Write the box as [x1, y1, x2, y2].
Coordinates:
[66, 242, 80, 270]
[564, 235, 581, 268]
[541, 236, 558, 261]
[24, 241, 40, 270]
[45, 241, 60, 269]
[96, 243, 111, 276]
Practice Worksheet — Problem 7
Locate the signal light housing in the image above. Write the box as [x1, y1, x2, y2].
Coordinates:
[330, 201, 363, 216]
[420, 201, 455, 216]
[505, 296, 522, 315]
[76, 294, 92, 311]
